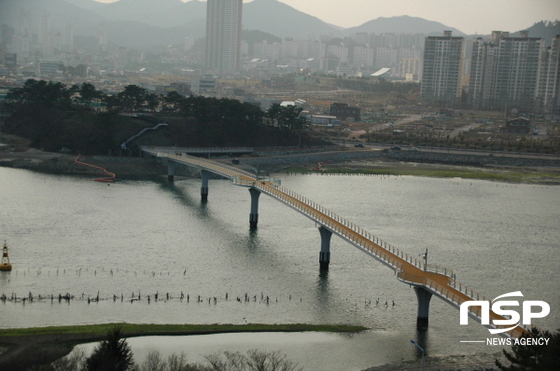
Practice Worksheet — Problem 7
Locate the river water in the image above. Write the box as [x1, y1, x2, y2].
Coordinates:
[1, 167, 559, 370]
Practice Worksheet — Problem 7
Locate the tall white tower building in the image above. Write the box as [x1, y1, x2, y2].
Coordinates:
[205, 0, 242, 73]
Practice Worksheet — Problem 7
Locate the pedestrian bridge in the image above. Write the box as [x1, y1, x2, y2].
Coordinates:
[142, 146, 528, 339]
[146, 145, 254, 157]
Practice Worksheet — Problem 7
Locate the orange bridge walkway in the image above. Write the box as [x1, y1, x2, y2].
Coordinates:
[142, 146, 528, 338]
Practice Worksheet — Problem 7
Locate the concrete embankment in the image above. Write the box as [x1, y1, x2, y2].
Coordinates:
[246, 149, 385, 168]
[386, 150, 560, 168]
[241, 149, 560, 170]
[0, 152, 165, 178]
[1, 145, 559, 180]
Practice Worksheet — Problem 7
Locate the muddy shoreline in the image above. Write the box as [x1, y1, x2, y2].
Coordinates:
[0, 135, 165, 179]
[2, 133, 560, 185]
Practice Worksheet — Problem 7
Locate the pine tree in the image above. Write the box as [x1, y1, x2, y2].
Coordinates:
[83, 325, 135, 371]
[496, 327, 560, 370]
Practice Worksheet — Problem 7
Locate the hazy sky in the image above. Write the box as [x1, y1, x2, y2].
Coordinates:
[94, 0, 560, 35]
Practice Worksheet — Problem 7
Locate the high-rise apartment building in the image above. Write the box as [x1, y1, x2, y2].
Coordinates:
[470, 31, 545, 112]
[535, 35, 560, 115]
[205, 0, 242, 73]
[399, 58, 421, 81]
[421, 31, 466, 106]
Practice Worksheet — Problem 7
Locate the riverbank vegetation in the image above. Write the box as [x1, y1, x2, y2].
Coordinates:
[364, 121, 560, 154]
[279, 163, 560, 184]
[56, 325, 304, 371]
[0, 323, 366, 370]
[0, 323, 366, 339]
[0, 79, 321, 155]
[496, 327, 560, 371]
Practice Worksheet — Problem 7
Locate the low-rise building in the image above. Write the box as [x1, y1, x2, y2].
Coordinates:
[193, 74, 216, 95]
[309, 114, 342, 127]
[500, 117, 532, 134]
[330, 102, 361, 122]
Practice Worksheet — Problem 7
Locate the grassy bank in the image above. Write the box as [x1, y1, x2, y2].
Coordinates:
[279, 164, 560, 184]
[0, 323, 367, 369]
[1, 322, 367, 339]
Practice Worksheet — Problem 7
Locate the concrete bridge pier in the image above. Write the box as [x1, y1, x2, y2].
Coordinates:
[318, 226, 332, 270]
[414, 287, 433, 330]
[167, 161, 176, 182]
[201, 170, 210, 201]
[249, 188, 260, 229]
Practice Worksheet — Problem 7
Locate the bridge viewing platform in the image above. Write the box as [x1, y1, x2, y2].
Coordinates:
[142, 146, 529, 338]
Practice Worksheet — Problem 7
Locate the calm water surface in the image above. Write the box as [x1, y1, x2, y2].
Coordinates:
[1, 167, 559, 370]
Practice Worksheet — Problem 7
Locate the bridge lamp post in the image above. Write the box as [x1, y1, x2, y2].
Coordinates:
[410, 340, 425, 371]
[421, 248, 428, 271]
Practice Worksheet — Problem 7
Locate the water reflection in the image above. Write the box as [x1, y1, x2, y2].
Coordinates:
[313, 266, 331, 319]
[0, 272, 10, 286]
[414, 328, 429, 356]
[317, 268, 329, 285]
[73, 331, 410, 371]
[2, 168, 558, 369]
[161, 181, 204, 209]
[245, 230, 261, 251]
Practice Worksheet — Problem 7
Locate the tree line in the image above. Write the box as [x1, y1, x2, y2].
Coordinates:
[47, 325, 302, 371]
[1, 80, 312, 154]
[25, 325, 560, 370]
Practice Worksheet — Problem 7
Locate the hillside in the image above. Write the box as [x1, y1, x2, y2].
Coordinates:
[343, 15, 466, 37]
[243, 0, 339, 38]
[4, 0, 556, 49]
[3, 0, 467, 49]
[513, 20, 560, 44]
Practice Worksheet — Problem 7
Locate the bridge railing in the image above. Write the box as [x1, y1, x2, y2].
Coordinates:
[397, 269, 491, 304]
[181, 147, 254, 153]
[397, 271, 528, 339]
[145, 146, 254, 154]
[251, 183, 425, 272]
[265, 183, 454, 278]
[232, 178, 255, 186]
[163, 153, 257, 181]
[233, 177, 283, 188]
[427, 278, 529, 339]
[424, 263, 454, 277]
[163, 153, 454, 278]
[273, 185, 410, 262]
[154, 150, 455, 278]
[150, 149, 527, 339]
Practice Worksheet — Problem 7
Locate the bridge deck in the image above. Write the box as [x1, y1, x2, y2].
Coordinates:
[143, 147, 528, 338]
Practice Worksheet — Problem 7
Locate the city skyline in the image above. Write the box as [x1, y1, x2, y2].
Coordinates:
[92, 0, 560, 35]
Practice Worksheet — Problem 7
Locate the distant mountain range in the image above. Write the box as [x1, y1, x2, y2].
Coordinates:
[1, 0, 557, 49]
[342, 15, 464, 36]
[63, 0, 466, 38]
